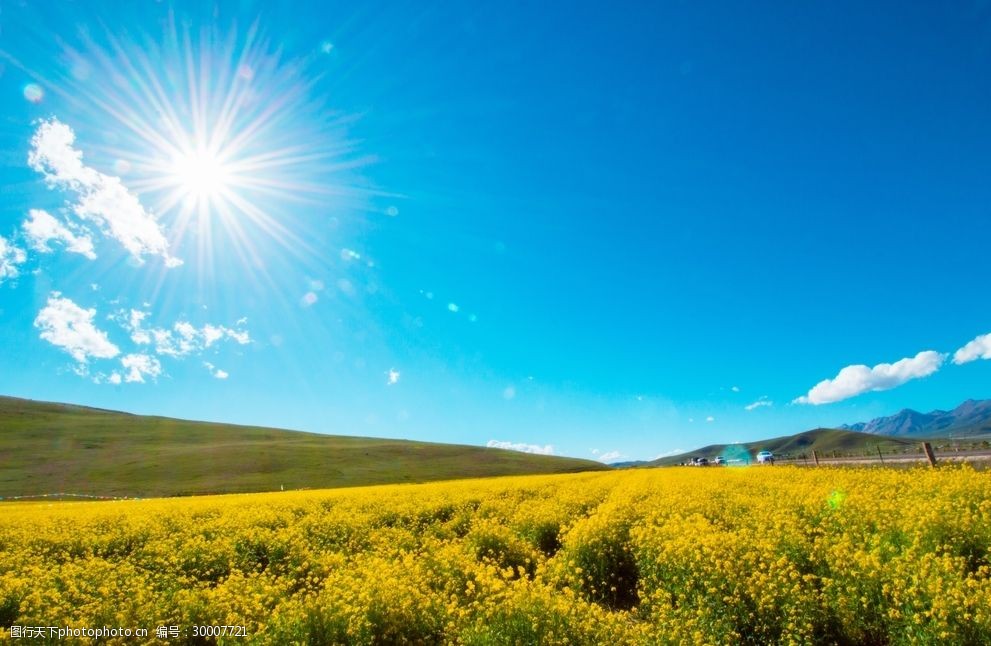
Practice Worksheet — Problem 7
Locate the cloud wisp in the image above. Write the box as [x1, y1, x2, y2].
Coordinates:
[0, 236, 27, 284]
[120, 353, 163, 383]
[486, 440, 554, 455]
[203, 362, 229, 380]
[794, 350, 946, 405]
[745, 396, 773, 411]
[22, 208, 96, 259]
[119, 309, 250, 358]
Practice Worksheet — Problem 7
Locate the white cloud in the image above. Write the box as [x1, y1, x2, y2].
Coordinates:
[387, 368, 400, 385]
[794, 350, 946, 405]
[223, 328, 250, 345]
[120, 353, 162, 383]
[175, 321, 198, 344]
[93, 309, 249, 384]
[124, 310, 150, 344]
[0, 236, 27, 283]
[486, 440, 554, 455]
[598, 450, 623, 463]
[731, 385, 740, 392]
[653, 448, 686, 460]
[301, 291, 318, 307]
[34, 293, 119, 363]
[502, 385, 516, 400]
[28, 118, 181, 267]
[706, 416, 715, 422]
[203, 362, 229, 379]
[120, 310, 250, 358]
[745, 396, 773, 411]
[201, 325, 226, 346]
[953, 333, 991, 365]
[40, 304, 249, 385]
[22, 208, 96, 259]
[92, 370, 124, 385]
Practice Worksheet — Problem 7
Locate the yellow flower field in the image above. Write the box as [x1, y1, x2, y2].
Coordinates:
[1, 466, 989, 644]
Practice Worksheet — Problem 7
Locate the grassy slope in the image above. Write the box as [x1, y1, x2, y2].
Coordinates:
[646, 428, 923, 466]
[0, 396, 606, 498]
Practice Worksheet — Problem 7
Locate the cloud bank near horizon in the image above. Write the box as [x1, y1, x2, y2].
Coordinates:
[486, 440, 554, 455]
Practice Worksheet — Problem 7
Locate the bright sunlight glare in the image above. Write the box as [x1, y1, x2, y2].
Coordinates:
[20, 14, 372, 284]
[170, 147, 233, 204]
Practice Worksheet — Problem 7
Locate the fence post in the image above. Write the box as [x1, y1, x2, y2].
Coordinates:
[921, 442, 937, 468]
[812, 450, 820, 467]
[876, 445, 884, 464]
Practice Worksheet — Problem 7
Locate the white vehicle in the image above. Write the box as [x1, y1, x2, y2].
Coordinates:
[756, 450, 774, 464]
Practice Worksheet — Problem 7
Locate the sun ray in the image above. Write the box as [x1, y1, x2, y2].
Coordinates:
[22, 15, 375, 289]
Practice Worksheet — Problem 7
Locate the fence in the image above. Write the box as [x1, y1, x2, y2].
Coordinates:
[774, 441, 991, 468]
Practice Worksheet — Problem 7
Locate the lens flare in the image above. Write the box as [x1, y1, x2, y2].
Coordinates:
[23, 83, 44, 103]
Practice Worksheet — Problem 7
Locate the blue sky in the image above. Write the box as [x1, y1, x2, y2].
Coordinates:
[1, 1, 990, 462]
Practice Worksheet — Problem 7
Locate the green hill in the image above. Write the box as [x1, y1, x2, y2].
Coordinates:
[0, 396, 606, 498]
[646, 428, 924, 466]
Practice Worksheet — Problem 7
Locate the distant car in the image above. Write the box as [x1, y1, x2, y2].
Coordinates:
[713, 456, 725, 465]
[695, 457, 709, 466]
[756, 450, 774, 464]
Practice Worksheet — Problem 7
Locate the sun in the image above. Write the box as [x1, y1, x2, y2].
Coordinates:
[43, 16, 369, 280]
[169, 146, 233, 205]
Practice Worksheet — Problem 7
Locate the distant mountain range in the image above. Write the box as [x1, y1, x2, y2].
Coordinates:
[840, 399, 991, 438]
[622, 398, 991, 467]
